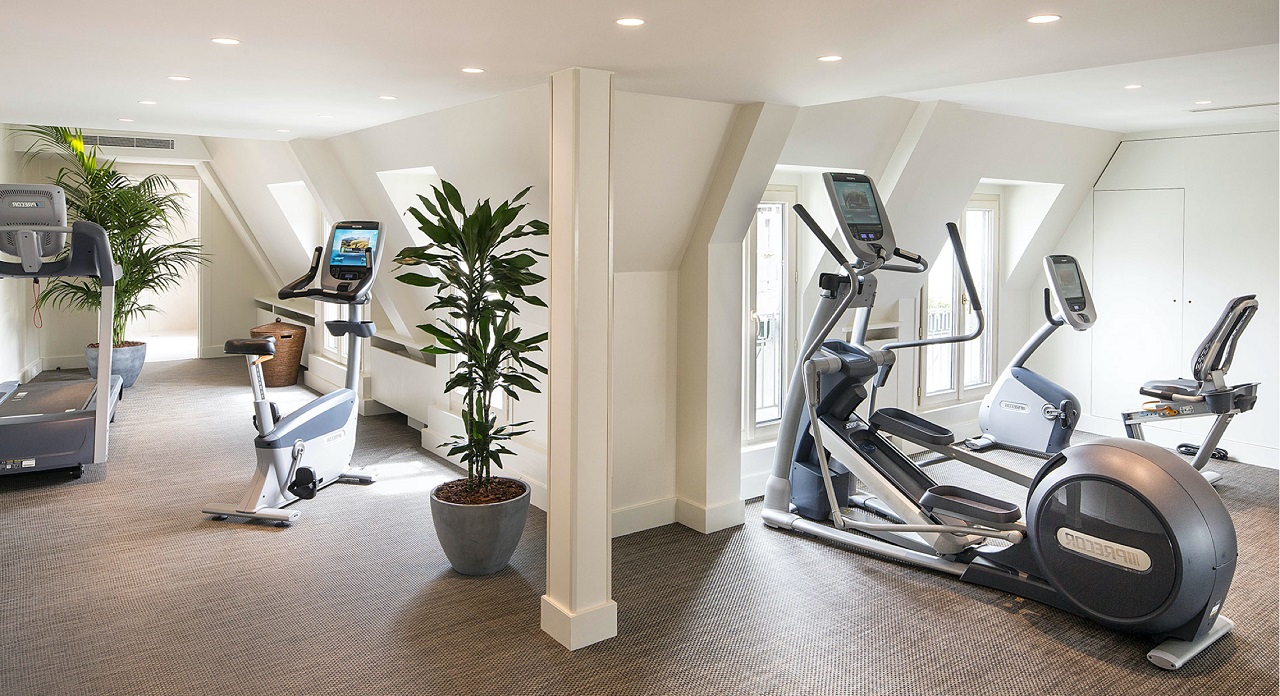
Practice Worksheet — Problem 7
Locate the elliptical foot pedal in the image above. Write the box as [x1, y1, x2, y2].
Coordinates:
[921, 485, 1022, 529]
[288, 467, 319, 499]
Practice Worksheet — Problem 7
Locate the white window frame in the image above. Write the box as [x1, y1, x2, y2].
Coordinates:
[918, 194, 1000, 409]
[743, 184, 799, 444]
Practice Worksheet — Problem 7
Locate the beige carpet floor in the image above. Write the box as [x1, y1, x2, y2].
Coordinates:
[1, 357, 1276, 695]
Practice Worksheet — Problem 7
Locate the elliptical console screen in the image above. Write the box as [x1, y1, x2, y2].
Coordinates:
[832, 180, 881, 228]
[824, 173, 887, 251]
[330, 224, 379, 268]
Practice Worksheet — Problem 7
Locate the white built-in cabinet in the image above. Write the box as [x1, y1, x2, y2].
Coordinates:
[1091, 189, 1185, 439]
[1085, 130, 1278, 462]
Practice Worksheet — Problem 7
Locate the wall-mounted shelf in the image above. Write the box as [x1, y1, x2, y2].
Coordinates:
[370, 333, 436, 367]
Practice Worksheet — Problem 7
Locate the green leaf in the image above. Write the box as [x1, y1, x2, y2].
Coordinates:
[395, 272, 443, 288]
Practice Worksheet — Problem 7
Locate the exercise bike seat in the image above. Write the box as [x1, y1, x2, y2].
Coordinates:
[224, 337, 277, 356]
[1139, 378, 1202, 402]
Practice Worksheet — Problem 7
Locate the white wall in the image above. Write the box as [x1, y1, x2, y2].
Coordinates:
[0, 124, 42, 382]
[1033, 127, 1279, 467]
[197, 180, 275, 355]
[321, 86, 555, 503]
[22, 155, 273, 368]
[610, 92, 737, 534]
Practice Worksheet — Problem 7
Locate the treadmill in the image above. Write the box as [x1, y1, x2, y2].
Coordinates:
[0, 184, 123, 479]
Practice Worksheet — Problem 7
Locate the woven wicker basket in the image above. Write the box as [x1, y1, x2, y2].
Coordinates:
[250, 319, 307, 387]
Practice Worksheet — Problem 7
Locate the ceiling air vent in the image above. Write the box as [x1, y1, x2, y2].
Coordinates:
[81, 135, 176, 150]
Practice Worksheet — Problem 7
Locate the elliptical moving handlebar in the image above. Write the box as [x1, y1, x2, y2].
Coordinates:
[884, 222, 985, 351]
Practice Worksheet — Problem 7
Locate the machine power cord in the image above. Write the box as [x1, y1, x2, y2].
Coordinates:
[1177, 442, 1229, 460]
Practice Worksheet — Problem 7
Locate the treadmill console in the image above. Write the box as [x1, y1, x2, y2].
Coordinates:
[320, 221, 384, 298]
[0, 184, 69, 266]
[1044, 255, 1096, 331]
[824, 172, 896, 264]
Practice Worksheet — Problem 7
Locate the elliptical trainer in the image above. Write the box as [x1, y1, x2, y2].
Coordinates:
[762, 172, 1237, 670]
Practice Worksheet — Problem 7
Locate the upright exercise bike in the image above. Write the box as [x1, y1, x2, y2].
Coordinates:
[203, 220, 385, 525]
[762, 172, 1237, 669]
[966, 255, 1096, 455]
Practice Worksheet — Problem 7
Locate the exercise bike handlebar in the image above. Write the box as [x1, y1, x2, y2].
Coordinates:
[278, 246, 375, 304]
[1044, 287, 1065, 327]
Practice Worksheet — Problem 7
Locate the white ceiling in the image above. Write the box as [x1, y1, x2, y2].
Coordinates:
[0, 0, 1275, 140]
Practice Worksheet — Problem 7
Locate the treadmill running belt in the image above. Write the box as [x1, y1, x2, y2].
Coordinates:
[0, 380, 98, 418]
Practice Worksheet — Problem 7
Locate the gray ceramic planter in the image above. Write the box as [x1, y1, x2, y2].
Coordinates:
[430, 478, 530, 576]
[85, 342, 147, 388]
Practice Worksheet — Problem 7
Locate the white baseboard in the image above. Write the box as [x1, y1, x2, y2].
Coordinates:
[359, 398, 395, 417]
[741, 469, 771, 501]
[674, 496, 745, 534]
[20, 358, 42, 382]
[612, 498, 676, 537]
[42, 353, 87, 370]
[200, 345, 229, 359]
[740, 443, 776, 500]
[540, 596, 617, 650]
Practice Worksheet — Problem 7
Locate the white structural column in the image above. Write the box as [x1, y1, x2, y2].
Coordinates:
[674, 103, 797, 533]
[541, 67, 618, 650]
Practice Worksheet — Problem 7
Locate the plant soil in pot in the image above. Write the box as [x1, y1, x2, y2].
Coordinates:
[430, 478, 531, 576]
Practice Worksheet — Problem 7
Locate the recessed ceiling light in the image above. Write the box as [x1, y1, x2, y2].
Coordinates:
[461, 67, 485, 74]
[167, 75, 191, 81]
[818, 55, 843, 62]
[1195, 100, 1213, 105]
[1124, 84, 1143, 90]
[211, 37, 240, 45]
[276, 129, 291, 133]
[317, 114, 334, 118]
[138, 100, 157, 105]
[379, 95, 398, 100]
[118, 118, 134, 123]
[616, 18, 645, 27]
[1027, 14, 1061, 24]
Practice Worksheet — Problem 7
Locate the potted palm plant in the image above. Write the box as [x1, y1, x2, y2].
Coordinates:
[395, 180, 548, 576]
[16, 126, 204, 387]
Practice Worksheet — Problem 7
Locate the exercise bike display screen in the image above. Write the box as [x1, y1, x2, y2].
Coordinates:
[1051, 258, 1086, 304]
[329, 225, 379, 268]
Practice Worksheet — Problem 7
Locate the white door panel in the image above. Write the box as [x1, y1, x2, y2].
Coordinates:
[1091, 189, 1184, 431]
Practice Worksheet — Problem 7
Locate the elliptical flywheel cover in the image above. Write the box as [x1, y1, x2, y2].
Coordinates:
[1025, 438, 1236, 636]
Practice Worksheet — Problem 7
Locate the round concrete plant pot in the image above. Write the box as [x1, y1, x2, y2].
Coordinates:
[430, 478, 530, 576]
[85, 342, 146, 388]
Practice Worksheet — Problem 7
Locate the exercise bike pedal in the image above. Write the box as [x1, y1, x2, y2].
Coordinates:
[288, 467, 319, 500]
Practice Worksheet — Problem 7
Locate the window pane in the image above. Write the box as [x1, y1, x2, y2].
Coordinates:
[754, 202, 785, 424]
[962, 208, 992, 388]
[924, 244, 955, 396]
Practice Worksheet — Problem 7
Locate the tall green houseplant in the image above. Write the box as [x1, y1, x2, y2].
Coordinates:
[16, 126, 204, 346]
[395, 181, 548, 503]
